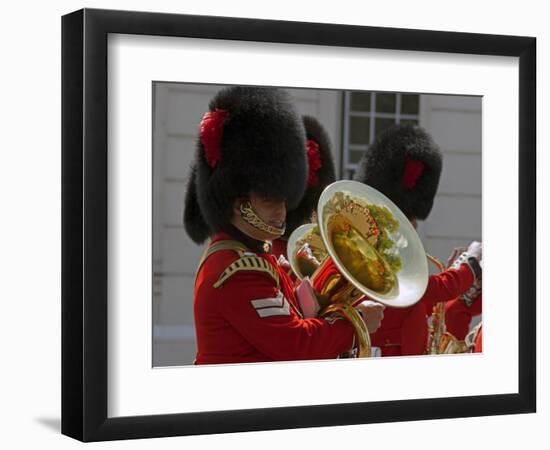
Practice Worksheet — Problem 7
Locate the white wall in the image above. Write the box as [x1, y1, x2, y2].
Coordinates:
[418, 95, 482, 262]
[2, 1, 546, 450]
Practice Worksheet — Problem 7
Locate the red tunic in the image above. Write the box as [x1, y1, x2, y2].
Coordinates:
[444, 294, 482, 340]
[273, 237, 477, 357]
[370, 264, 475, 356]
[474, 326, 482, 352]
[194, 233, 355, 364]
[271, 238, 288, 260]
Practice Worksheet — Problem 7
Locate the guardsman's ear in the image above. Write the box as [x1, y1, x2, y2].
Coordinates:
[233, 197, 245, 216]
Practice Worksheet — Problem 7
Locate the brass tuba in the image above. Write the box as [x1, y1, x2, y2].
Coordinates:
[287, 180, 429, 358]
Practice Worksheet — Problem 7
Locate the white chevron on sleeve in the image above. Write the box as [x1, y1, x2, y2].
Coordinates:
[251, 291, 291, 318]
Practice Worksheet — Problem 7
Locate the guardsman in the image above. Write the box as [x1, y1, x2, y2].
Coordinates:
[354, 124, 482, 356]
[183, 86, 383, 364]
[445, 277, 482, 352]
[271, 115, 336, 262]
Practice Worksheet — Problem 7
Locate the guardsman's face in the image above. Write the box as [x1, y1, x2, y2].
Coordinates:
[249, 192, 286, 230]
[232, 192, 286, 242]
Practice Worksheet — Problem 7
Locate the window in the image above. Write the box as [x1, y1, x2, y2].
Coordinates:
[342, 92, 420, 179]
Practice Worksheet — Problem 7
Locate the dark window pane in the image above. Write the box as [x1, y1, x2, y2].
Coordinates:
[400, 119, 419, 127]
[375, 118, 396, 138]
[375, 93, 396, 113]
[349, 150, 364, 164]
[401, 94, 419, 114]
[349, 116, 370, 145]
[350, 92, 371, 111]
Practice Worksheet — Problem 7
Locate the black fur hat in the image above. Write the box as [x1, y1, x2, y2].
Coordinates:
[284, 115, 336, 237]
[183, 164, 211, 244]
[183, 86, 307, 244]
[354, 124, 442, 220]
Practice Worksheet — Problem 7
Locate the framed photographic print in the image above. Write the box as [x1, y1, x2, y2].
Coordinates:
[62, 8, 536, 442]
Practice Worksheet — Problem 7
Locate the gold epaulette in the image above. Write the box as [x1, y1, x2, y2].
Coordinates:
[213, 255, 279, 289]
[197, 240, 249, 272]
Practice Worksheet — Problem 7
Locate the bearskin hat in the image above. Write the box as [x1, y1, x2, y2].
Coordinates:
[183, 86, 307, 244]
[354, 124, 442, 220]
[284, 115, 336, 237]
[183, 164, 211, 244]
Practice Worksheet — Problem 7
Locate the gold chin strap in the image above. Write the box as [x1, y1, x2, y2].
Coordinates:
[239, 200, 285, 237]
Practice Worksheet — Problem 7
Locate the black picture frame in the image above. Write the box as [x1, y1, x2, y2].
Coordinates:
[61, 8, 536, 442]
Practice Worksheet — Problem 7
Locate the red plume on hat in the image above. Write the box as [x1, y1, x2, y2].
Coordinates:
[306, 139, 322, 187]
[200, 109, 229, 168]
[401, 157, 425, 189]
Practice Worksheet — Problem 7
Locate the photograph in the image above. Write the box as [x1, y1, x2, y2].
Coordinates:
[1, 0, 546, 448]
[55, 4, 538, 443]
[152, 84, 483, 367]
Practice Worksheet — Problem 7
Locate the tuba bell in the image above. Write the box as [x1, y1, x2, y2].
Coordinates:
[287, 180, 429, 358]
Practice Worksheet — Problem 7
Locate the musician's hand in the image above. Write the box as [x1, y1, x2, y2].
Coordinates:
[276, 254, 291, 271]
[356, 300, 385, 333]
[294, 278, 321, 318]
[446, 246, 467, 268]
[466, 241, 482, 262]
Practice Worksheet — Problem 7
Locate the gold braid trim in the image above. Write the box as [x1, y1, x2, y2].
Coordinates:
[194, 240, 249, 285]
[214, 255, 280, 289]
[197, 241, 248, 269]
[239, 201, 285, 237]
